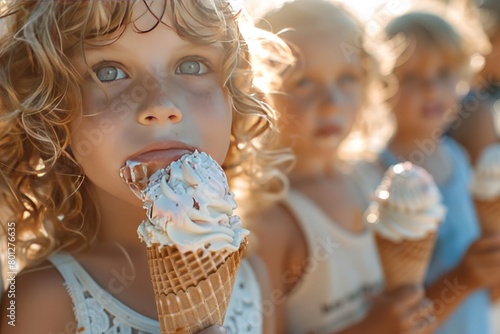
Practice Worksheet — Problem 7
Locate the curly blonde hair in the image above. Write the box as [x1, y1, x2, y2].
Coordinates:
[459, 0, 500, 35]
[0, 0, 293, 270]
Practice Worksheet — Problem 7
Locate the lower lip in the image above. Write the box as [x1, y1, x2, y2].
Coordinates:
[316, 124, 343, 137]
[129, 149, 192, 175]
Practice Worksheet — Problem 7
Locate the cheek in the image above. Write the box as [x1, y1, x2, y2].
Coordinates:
[390, 99, 412, 125]
[345, 107, 359, 128]
[279, 105, 315, 136]
[69, 100, 128, 166]
[69, 115, 136, 199]
[70, 117, 107, 163]
[344, 90, 363, 116]
[444, 85, 458, 104]
[391, 91, 418, 113]
[188, 89, 232, 163]
[70, 119, 115, 178]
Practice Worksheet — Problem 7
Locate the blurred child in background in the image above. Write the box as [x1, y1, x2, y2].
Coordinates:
[449, 0, 500, 331]
[251, 1, 435, 333]
[449, 0, 500, 164]
[370, 5, 500, 333]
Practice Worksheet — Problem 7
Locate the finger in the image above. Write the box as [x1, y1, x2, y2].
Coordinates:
[472, 235, 500, 252]
[412, 315, 437, 334]
[404, 297, 433, 324]
[416, 297, 434, 316]
[197, 325, 227, 334]
[472, 252, 500, 267]
[403, 308, 436, 334]
[391, 285, 424, 309]
[477, 268, 500, 284]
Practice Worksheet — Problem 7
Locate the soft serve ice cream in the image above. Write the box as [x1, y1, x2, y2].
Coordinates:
[364, 162, 446, 242]
[471, 144, 500, 200]
[365, 162, 445, 291]
[137, 150, 249, 253]
[120, 150, 249, 333]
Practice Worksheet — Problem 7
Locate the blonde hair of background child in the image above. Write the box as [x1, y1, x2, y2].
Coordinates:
[256, 0, 393, 162]
[0, 0, 293, 273]
[454, 0, 500, 85]
[455, 0, 500, 36]
[368, 1, 484, 140]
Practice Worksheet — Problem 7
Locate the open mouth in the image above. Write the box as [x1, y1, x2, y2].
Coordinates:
[315, 123, 343, 137]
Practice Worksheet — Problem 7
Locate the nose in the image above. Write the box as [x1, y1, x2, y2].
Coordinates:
[136, 89, 182, 125]
[321, 84, 342, 113]
[421, 77, 440, 98]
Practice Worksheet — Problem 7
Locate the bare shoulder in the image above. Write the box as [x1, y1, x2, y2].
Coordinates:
[0, 262, 76, 333]
[248, 202, 304, 260]
[247, 202, 308, 293]
[246, 203, 306, 333]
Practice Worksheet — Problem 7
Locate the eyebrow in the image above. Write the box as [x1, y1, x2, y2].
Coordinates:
[84, 42, 127, 53]
[78, 40, 225, 77]
[84, 39, 223, 57]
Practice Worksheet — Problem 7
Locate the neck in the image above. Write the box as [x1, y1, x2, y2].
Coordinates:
[289, 152, 339, 185]
[389, 129, 441, 162]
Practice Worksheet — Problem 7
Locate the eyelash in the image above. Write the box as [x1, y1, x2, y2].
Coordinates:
[175, 57, 212, 76]
[91, 61, 127, 84]
[90, 57, 212, 84]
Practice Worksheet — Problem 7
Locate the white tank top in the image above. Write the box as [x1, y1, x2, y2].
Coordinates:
[49, 253, 262, 334]
[284, 189, 384, 334]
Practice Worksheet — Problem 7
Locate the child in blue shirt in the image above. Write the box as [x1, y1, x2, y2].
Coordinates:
[374, 8, 500, 334]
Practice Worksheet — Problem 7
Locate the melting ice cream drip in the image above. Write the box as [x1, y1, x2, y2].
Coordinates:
[120, 160, 157, 228]
[119, 151, 250, 253]
[119, 160, 149, 201]
[364, 162, 445, 242]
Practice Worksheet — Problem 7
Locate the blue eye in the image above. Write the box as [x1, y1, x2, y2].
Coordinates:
[290, 77, 315, 97]
[95, 66, 127, 83]
[296, 78, 313, 88]
[338, 74, 359, 86]
[176, 60, 208, 75]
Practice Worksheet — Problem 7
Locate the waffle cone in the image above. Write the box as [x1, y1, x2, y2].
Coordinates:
[147, 240, 247, 334]
[475, 198, 500, 235]
[376, 232, 437, 292]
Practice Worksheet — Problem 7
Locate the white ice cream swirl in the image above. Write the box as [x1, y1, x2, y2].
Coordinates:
[364, 162, 446, 242]
[471, 143, 500, 201]
[137, 151, 249, 253]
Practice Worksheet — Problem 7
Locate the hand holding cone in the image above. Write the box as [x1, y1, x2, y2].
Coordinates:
[120, 151, 249, 333]
[471, 143, 500, 302]
[364, 162, 445, 292]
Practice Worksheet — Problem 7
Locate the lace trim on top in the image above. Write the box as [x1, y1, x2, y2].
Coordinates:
[49, 252, 262, 334]
[50, 252, 161, 334]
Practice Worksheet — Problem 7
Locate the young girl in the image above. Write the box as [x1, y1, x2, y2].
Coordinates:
[449, 0, 500, 164]
[0, 1, 293, 333]
[252, 1, 435, 333]
[371, 8, 500, 334]
[448, 0, 500, 331]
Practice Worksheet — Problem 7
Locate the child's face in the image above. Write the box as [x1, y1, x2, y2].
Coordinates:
[69, 1, 232, 206]
[390, 48, 459, 137]
[273, 25, 363, 158]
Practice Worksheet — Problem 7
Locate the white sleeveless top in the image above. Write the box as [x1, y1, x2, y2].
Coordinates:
[284, 189, 384, 334]
[49, 253, 262, 334]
